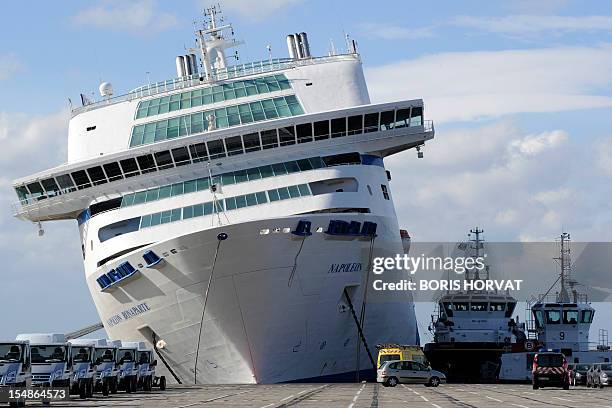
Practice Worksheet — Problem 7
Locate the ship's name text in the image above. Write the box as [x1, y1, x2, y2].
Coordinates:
[106, 302, 151, 327]
[328, 263, 362, 274]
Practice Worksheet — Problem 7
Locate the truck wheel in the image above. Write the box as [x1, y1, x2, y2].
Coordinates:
[145, 376, 152, 391]
[102, 379, 110, 396]
[160, 376, 166, 391]
[79, 380, 87, 399]
[111, 378, 118, 394]
[125, 377, 132, 393]
[87, 379, 94, 398]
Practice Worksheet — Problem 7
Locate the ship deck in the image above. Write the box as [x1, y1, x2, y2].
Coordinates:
[42, 383, 612, 407]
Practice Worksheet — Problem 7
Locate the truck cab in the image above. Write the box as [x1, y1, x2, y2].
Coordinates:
[112, 341, 138, 393]
[68, 339, 97, 398]
[122, 341, 158, 391]
[0, 340, 31, 406]
[87, 339, 119, 396]
[16, 334, 72, 388]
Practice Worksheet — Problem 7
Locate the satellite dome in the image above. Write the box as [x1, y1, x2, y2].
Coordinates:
[99, 82, 113, 97]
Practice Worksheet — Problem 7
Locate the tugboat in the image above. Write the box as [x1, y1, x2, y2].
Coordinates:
[424, 228, 527, 382]
[499, 233, 612, 381]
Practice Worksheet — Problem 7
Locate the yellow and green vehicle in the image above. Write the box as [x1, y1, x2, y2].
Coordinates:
[377, 344, 426, 368]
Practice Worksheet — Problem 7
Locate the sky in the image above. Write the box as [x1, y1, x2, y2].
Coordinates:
[1, 0, 612, 343]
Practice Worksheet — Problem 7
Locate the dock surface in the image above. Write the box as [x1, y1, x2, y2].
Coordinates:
[25, 383, 612, 407]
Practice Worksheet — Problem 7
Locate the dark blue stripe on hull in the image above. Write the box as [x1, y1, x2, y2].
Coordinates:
[285, 368, 376, 383]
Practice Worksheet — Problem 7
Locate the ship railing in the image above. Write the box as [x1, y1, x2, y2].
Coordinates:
[71, 53, 361, 117]
[531, 293, 589, 304]
[12, 114, 432, 218]
[585, 341, 611, 351]
[11, 190, 99, 219]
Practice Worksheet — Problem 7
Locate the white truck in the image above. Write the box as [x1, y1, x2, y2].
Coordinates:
[124, 341, 166, 391]
[0, 340, 31, 407]
[67, 339, 96, 398]
[111, 341, 139, 393]
[81, 339, 119, 396]
[15, 334, 72, 390]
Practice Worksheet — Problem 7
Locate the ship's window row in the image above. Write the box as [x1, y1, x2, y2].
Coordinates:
[135, 74, 292, 119]
[14, 106, 423, 204]
[121, 157, 329, 208]
[87, 153, 372, 218]
[443, 301, 516, 318]
[138, 183, 311, 230]
[130, 95, 304, 147]
[532, 309, 594, 327]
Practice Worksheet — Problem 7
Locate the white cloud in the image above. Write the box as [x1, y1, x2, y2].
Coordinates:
[595, 136, 612, 177]
[0, 54, 23, 80]
[0, 109, 100, 339]
[209, 0, 303, 22]
[0, 110, 68, 172]
[73, 0, 178, 34]
[509, 130, 568, 157]
[359, 23, 435, 40]
[494, 209, 518, 225]
[0, 108, 70, 253]
[365, 45, 612, 123]
[533, 188, 572, 206]
[387, 121, 612, 242]
[453, 14, 612, 38]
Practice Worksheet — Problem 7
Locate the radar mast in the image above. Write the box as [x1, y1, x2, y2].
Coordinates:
[554, 232, 574, 303]
[190, 5, 244, 81]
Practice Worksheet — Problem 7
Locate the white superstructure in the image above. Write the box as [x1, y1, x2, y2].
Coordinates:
[424, 228, 526, 381]
[12, 7, 434, 384]
[500, 233, 612, 381]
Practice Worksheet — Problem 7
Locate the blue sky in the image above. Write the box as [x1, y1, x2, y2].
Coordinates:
[1, 0, 612, 342]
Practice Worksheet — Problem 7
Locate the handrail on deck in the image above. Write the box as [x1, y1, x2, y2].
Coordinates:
[71, 54, 360, 117]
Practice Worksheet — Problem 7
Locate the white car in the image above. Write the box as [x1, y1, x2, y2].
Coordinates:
[588, 363, 612, 388]
[377, 360, 446, 387]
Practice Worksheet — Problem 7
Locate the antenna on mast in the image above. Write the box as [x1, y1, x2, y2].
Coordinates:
[189, 4, 244, 82]
[467, 227, 484, 282]
[554, 232, 572, 302]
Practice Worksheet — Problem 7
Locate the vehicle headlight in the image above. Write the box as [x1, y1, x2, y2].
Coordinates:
[602, 373, 608, 378]
[576, 373, 581, 378]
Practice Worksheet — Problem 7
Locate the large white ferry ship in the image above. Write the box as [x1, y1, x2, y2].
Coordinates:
[11, 7, 434, 384]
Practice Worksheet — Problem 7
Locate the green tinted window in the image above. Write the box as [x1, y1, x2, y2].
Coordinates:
[134, 74, 292, 120]
[139, 182, 315, 231]
[268, 189, 280, 202]
[130, 95, 303, 147]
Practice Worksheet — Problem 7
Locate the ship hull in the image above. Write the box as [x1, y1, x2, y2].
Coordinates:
[87, 213, 418, 384]
[424, 342, 508, 382]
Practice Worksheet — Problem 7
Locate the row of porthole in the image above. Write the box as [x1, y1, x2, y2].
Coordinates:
[259, 220, 378, 237]
[97, 219, 377, 291]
